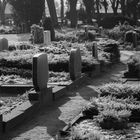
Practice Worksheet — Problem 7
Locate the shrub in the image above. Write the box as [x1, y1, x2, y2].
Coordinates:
[97, 39, 120, 63]
[124, 55, 140, 78]
[30, 24, 44, 44]
[70, 126, 104, 140]
[107, 23, 134, 40]
[8, 44, 16, 51]
[43, 17, 55, 41]
[99, 15, 135, 29]
[97, 109, 131, 130]
[127, 103, 140, 122]
[82, 103, 99, 117]
[99, 83, 140, 101]
[103, 43, 120, 63]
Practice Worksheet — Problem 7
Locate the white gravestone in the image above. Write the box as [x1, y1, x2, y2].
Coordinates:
[44, 30, 51, 45]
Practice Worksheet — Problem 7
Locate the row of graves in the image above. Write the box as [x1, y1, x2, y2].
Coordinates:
[0, 26, 122, 136]
[0, 30, 102, 135]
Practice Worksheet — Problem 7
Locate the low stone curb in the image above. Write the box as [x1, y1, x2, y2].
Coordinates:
[2, 101, 39, 133]
[0, 84, 33, 95]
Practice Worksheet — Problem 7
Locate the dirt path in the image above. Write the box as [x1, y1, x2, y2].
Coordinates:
[3, 58, 127, 140]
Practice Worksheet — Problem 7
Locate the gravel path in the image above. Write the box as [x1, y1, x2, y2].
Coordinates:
[2, 56, 127, 140]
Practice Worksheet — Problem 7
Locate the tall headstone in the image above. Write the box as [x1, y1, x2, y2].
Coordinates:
[0, 38, 8, 51]
[44, 30, 51, 45]
[69, 48, 82, 81]
[92, 43, 98, 59]
[33, 53, 49, 92]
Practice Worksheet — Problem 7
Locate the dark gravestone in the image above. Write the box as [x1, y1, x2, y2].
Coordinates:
[69, 48, 82, 81]
[33, 53, 49, 92]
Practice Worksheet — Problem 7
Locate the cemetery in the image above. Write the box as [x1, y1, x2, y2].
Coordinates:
[0, 0, 140, 139]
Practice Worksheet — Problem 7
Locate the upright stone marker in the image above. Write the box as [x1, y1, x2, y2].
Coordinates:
[69, 48, 82, 81]
[33, 53, 49, 92]
[0, 38, 8, 51]
[133, 31, 138, 48]
[92, 43, 98, 59]
[44, 30, 51, 45]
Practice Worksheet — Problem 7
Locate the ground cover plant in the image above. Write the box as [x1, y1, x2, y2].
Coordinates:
[59, 83, 140, 139]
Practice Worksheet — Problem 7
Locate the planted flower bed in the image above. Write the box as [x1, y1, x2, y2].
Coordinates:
[59, 83, 140, 140]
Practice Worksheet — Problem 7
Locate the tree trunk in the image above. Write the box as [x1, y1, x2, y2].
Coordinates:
[46, 0, 58, 27]
[0, 8, 5, 25]
[69, 0, 78, 28]
[83, 0, 93, 24]
[105, 8, 107, 14]
[0, 1, 6, 25]
[96, 0, 101, 23]
[60, 0, 64, 23]
[120, 0, 126, 16]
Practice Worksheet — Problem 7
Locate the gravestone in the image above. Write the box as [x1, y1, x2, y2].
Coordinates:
[92, 43, 98, 59]
[69, 48, 82, 81]
[0, 38, 8, 51]
[133, 31, 138, 48]
[44, 30, 51, 45]
[33, 53, 49, 92]
[125, 30, 138, 49]
[125, 30, 134, 43]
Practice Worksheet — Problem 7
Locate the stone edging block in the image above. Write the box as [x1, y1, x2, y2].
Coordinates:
[3, 101, 39, 133]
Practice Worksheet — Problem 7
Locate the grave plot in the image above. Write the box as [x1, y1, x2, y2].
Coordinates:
[59, 83, 140, 140]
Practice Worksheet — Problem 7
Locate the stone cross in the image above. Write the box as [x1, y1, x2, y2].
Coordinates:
[33, 53, 49, 92]
[69, 48, 82, 81]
